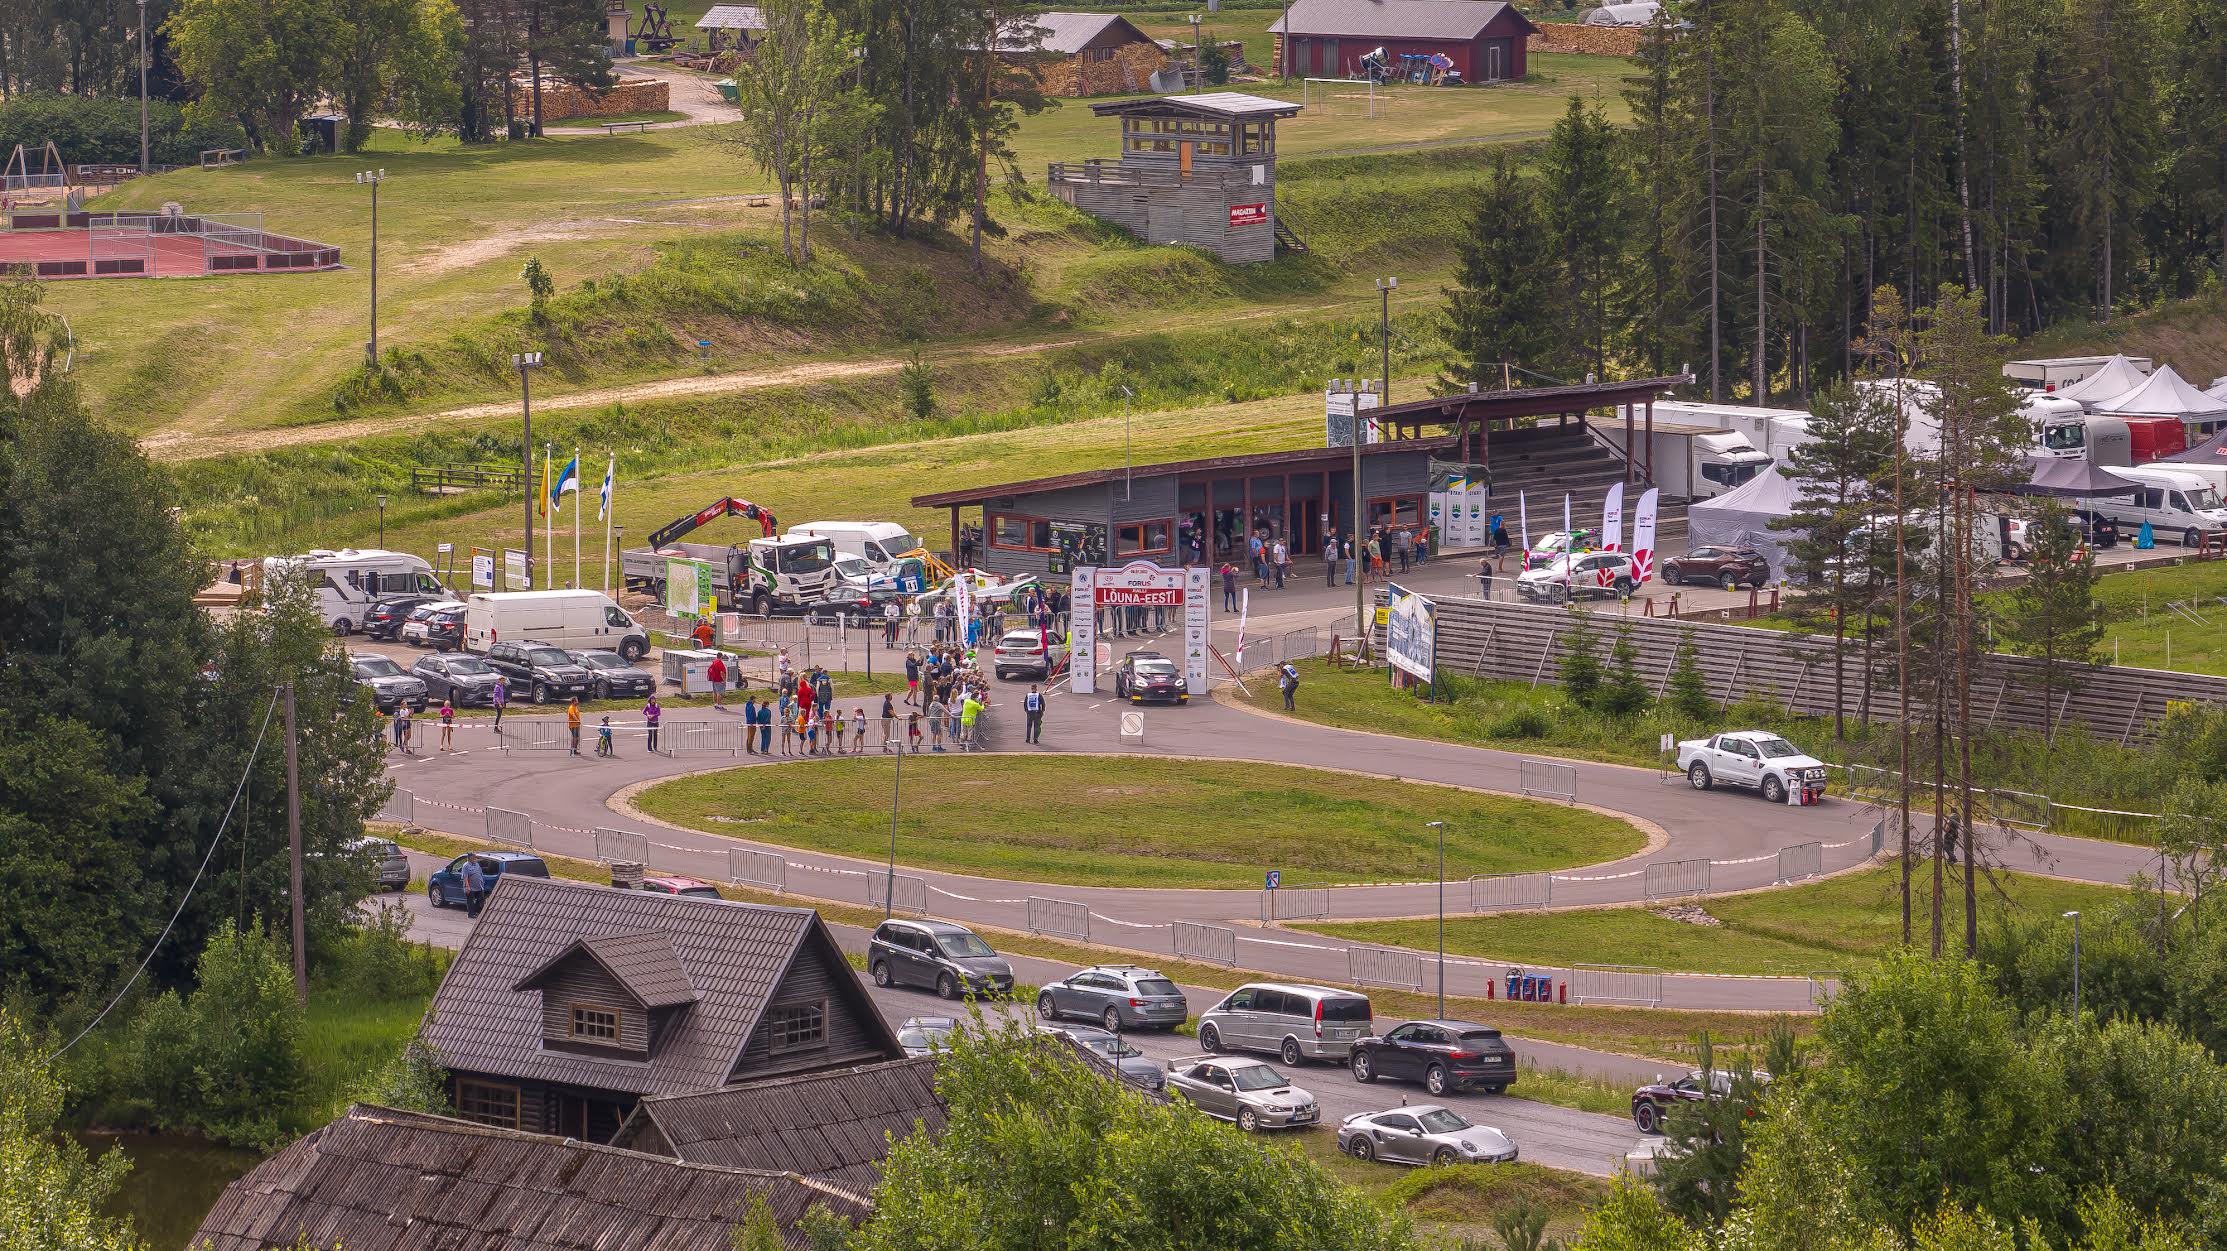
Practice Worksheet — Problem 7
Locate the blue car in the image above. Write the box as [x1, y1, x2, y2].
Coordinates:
[427, 851, 550, 908]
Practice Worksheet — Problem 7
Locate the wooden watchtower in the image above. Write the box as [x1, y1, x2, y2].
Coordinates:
[1046, 93, 1303, 264]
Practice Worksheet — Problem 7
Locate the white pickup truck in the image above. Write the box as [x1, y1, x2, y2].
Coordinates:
[1674, 731, 1829, 805]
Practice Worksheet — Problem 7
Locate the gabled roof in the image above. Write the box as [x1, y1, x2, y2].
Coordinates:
[911, 436, 1457, 508]
[189, 1105, 868, 1251]
[2092, 364, 2227, 419]
[514, 928, 701, 1010]
[423, 875, 899, 1096]
[993, 11, 1156, 54]
[2054, 353, 2152, 406]
[1089, 91, 1303, 120]
[1266, 0, 1539, 40]
[696, 4, 766, 29]
[619, 1057, 947, 1192]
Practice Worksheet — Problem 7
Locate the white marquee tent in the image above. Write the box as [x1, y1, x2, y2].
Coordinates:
[2091, 363, 2227, 422]
[2054, 354, 2153, 408]
[1683, 466, 1806, 581]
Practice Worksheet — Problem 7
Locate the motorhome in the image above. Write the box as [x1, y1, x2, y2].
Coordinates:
[1599, 414, 1772, 500]
[262, 548, 442, 636]
[2099, 465, 2227, 548]
[461, 589, 650, 658]
[786, 521, 932, 589]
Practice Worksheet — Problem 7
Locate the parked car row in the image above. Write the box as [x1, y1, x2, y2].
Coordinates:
[353, 644, 660, 711]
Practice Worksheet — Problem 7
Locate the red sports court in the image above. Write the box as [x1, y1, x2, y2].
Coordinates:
[0, 208, 340, 279]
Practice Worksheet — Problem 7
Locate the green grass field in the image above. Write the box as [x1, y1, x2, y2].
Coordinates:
[632, 755, 1644, 888]
[1299, 867, 2133, 977]
[2079, 559, 2227, 676]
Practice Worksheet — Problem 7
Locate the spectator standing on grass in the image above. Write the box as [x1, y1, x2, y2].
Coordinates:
[644, 693, 663, 753]
[1278, 661, 1300, 712]
[463, 855, 487, 919]
[1023, 684, 1044, 744]
[490, 675, 508, 733]
[566, 697, 583, 755]
[707, 653, 728, 710]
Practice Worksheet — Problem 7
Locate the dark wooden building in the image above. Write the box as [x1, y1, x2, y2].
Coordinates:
[613, 1056, 947, 1192]
[1268, 0, 1537, 83]
[419, 876, 902, 1142]
[189, 1104, 868, 1251]
[993, 12, 1169, 97]
[1047, 93, 1301, 264]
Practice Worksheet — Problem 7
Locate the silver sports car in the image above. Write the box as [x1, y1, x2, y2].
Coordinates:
[1337, 1104, 1519, 1166]
[1164, 1056, 1320, 1132]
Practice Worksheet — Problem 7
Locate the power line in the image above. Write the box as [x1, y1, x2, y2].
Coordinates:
[45, 689, 284, 1064]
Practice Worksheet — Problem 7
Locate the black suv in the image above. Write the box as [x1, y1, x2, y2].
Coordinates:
[365, 595, 438, 641]
[868, 919, 1015, 1000]
[1348, 1019, 1517, 1097]
[411, 652, 502, 706]
[483, 640, 595, 704]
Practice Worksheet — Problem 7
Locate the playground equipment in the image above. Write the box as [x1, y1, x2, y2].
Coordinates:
[631, 1, 676, 52]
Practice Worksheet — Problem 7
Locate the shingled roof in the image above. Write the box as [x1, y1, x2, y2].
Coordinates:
[515, 929, 702, 1009]
[422, 875, 898, 1096]
[614, 1056, 947, 1192]
[190, 1105, 868, 1251]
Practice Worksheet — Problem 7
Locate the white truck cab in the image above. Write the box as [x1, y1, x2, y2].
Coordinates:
[262, 548, 442, 636]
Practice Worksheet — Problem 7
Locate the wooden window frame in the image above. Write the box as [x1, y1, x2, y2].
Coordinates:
[1115, 519, 1176, 558]
[766, 1000, 828, 1053]
[570, 1002, 622, 1042]
[455, 1080, 523, 1130]
[988, 512, 1059, 554]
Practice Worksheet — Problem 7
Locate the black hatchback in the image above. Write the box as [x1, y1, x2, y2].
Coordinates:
[1349, 1019, 1518, 1096]
[365, 595, 438, 641]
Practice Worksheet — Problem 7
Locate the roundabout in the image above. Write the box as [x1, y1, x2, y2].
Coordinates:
[630, 755, 1648, 890]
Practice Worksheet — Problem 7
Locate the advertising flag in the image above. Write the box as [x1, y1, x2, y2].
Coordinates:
[1518, 491, 1530, 553]
[1632, 487, 1661, 583]
[1601, 481, 1624, 553]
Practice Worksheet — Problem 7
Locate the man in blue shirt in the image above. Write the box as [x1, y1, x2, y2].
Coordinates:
[462, 856, 488, 919]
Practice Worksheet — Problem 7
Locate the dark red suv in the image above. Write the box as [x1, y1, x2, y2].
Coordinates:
[1661, 546, 1769, 590]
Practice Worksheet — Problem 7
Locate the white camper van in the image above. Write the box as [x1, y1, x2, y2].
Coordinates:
[262, 548, 442, 635]
[462, 590, 650, 658]
[2101, 466, 2227, 548]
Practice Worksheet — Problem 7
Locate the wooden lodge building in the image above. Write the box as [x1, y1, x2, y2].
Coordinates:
[418, 876, 903, 1142]
[1047, 92, 1302, 264]
[1267, 0, 1537, 82]
[993, 12, 1170, 97]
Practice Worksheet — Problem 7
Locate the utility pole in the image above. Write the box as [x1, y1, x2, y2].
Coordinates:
[514, 352, 542, 587]
[1352, 275, 1395, 644]
[884, 750, 903, 918]
[283, 683, 306, 1001]
[1189, 14, 1203, 92]
[1120, 384, 1135, 499]
[1428, 820, 1446, 1018]
[138, 0, 150, 174]
[356, 169, 386, 366]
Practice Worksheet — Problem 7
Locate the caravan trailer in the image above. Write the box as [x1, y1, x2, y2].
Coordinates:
[262, 548, 442, 636]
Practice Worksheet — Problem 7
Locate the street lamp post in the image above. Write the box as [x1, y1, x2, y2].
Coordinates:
[884, 750, 903, 919]
[1120, 384, 1135, 499]
[137, 0, 150, 175]
[1428, 819, 1447, 1018]
[2064, 910, 2082, 1022]
[513, 352, 543, 588]
[356, 170, 386, 365]
[376, 493, 387, 548]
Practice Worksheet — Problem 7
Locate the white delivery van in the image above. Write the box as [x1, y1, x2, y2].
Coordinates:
[463, 589, 650, 659]
[786, 521, 927, 571]
[2101, 465, 2227, 548]
[262, 548, 442, 635]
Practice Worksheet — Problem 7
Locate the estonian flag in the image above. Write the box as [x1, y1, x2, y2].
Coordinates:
[549, 455, 579, 513]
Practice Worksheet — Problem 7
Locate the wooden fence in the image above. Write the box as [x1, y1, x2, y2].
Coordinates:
[1376, 594, 2224, 744]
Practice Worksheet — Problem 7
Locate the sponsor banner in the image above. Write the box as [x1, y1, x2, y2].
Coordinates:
[1097, 587, 1184, 607]
[1230, 202, 1267, 226]
[1601, 481, 1624, 553]
[1385, 582, 1436, 682]
[1632, 487, 1661, 582]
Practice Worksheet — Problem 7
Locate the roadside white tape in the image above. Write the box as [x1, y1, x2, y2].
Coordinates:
[1549, 869, 1645, 882]
[1712, 853, 1776, 866]
[1234, 934, 1344, 953]
[1089, 914, 1169, 930]
[928, 885, 1029, 905]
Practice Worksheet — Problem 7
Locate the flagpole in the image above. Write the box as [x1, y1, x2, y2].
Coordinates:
[573, 446, 581, 590]
[544, 442, 553, 589]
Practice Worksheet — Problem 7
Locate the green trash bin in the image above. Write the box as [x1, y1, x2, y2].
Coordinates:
[716, 78, 739, 104]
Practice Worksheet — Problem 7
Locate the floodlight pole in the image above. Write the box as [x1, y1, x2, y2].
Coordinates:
[1428, 820, 1446, 1018]
[884, 748, 902, 919]
[138, 0, 150, 174]
[1190, 14, 1203, 92]
[514, 352, 543, 588]
[357, 170, 386, 365]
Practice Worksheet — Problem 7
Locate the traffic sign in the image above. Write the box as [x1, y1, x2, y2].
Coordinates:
[1265, 869, 1282, 890]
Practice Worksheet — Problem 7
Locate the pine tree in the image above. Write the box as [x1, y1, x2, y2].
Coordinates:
[2048, 0, 2161, 316]
[1999, 502, 2105, 740]
[1558, 606, 1603, 708]
[1599, 625, 1652, 718]
[1539, 95, 1629, 379]
[1773, 382, 1897, 738]
[1618, 21, 1685, 376]
[1668, 628, 1714, 722]
[1440, 150, 1558, 391]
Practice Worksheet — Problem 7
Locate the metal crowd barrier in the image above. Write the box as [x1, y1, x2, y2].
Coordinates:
[1173, 921, 1237, 966]
[1469, 871, 1551, 911]
[1518, 759, 1578, 804]
[1570, 964, 1665, 1007]
[868, 872, 928, 916]
[484, 807, 534, 847]
[593, 827, 649, 864]
[377, 787, 414, 825]
[1259, 885, 1330, 922]
[728, 848, 788, 892]
[1808, 972, 1845, 1007]
[499, 720, 568, 752]
[1346, 945, 1425, 991]
[1775, 841, 1824, 884]
[1642, 858, 1710, 900]
[660, 721, 745, 756]
[1026, 896, 1091, 942]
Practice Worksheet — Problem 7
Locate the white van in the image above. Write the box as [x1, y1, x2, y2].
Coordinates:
[2102, 466, 2227, 547]
[786, 521, 927, 571]
[463, 590, 650, 659]
[262, 548, 442, 636]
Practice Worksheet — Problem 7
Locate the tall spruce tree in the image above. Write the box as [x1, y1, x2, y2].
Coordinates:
[1773, 382, 1897, 738]
[1998, 502, 2104, 742]
[1441, 151, 1557, 391]
[2047, 0, 2160, 316]
[1539, 95, 1629, 379]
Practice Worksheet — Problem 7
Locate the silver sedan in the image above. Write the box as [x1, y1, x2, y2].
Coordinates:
[1338, 1104, 1519, 1166]
[1164, 1056, 1320, 1132]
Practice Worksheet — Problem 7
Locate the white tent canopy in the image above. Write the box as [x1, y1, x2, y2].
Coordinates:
[2054, 354, 2153, 408]
[1684, 466, 1806, 580]
[2206, 376, 2227, 403]
[2091, 363, 2227, 419]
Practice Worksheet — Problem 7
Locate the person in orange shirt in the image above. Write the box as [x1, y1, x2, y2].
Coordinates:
[566, 697, 583, 755]
[692, 617, 715, 650]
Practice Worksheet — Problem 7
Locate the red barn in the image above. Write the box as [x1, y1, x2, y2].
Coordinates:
[1268, 0, 1537, 83]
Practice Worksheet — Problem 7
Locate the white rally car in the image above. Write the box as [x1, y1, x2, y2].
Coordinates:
[1675, 730, 1828, 805]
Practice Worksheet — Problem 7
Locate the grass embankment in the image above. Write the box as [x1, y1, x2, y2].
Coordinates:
[1242, 658, 2179, 847]
[1295, 1133, 1614, 1242]
[632, 755, 1643, 888]
[1300, 867, 2133, 978]
[2079, 559, 2227, 677]
[392, 826, 1806, 1061]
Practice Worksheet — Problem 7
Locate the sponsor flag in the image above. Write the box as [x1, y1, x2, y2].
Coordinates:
[1632, 487, 1661, 583]
[1518, 491, 1530, 553]
[1601, 482, 1624, 553]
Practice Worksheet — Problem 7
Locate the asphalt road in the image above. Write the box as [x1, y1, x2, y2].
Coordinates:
[381, 854, 1648, 1177]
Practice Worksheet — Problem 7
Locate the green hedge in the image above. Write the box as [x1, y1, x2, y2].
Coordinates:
[0, 91, 247, 168]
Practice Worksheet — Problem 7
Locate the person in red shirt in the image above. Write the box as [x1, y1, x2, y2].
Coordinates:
[707, 653, 728, 709]
[797, 674, 815, 717]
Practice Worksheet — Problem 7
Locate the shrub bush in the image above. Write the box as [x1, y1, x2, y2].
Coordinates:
[1488, 707, 1552, 739]
[0, 91, 246, 167]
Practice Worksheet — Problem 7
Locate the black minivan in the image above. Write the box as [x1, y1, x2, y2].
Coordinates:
[868, 919, 1015, 1000]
